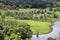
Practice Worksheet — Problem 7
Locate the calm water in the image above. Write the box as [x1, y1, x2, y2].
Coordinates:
[30, 21, 60, 40]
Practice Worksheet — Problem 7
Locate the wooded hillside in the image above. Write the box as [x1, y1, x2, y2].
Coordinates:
[0, 0, 60, 9]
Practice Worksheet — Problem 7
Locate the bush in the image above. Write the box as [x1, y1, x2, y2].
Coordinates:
[0, 30, 4, 40]
[47, 37, 56, 40]
[40, 16, 44, 20]
[53, 14, 58, 18]
[5, 33, 21, 40]
[17, 23, 32, 39]
[1, 20, 32, 40]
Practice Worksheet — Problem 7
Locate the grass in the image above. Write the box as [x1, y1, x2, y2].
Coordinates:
[17, 20, 51, 34]
[0, 8, 60, 34]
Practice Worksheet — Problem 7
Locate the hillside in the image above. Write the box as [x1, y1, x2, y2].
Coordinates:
[0, 0, 60, 9]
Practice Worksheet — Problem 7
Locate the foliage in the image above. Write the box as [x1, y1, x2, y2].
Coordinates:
[5, 33, 21, 40]
[47, 37, 56, 40]
[0, 30, 4, 40]
[53, 14, 58, 18]
[0, 0, 60, 9]
[16, 23, 32, 39]
[1, 8, 58, 22]
[0, 18, 32, 40]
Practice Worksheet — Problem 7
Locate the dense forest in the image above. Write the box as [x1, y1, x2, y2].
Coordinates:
[0, 0, 60, 9]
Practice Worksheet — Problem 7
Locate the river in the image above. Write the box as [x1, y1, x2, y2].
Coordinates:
[30, 21, 60, 40]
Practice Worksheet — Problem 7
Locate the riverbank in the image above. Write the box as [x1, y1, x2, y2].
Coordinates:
[30, 21, 60, 40]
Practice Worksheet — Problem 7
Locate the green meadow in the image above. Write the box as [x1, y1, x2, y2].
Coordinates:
[17, 20, 51, 34]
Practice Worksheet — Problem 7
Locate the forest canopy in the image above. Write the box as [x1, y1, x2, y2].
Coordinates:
[0, 0, 60, 9]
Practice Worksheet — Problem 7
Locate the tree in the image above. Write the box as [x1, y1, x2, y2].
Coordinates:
[40, 16, 44, 20]
[0, 3, 5, 9]
[16, 23, 32, 40]
[4, 35, 10, 40]
[53, 14, 58, 18]
[0, 24, 3, 30]
[2, 19, 32, 40]
[49, 7, 53, 11]
[10, 33, 21, 40]
[1, 15, 5, 19]
[5, 33, 21, 40]
[0, 12, 2, 16]
[0, 30, 4, 40]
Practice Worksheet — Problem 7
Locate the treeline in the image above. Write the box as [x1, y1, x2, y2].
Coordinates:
[0, 0, 31, 9]
[0, 0, 60, 9]
[0, 8, 58, 22]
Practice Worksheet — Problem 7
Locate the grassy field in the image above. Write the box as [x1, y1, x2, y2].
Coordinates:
[17, 20, 51, 34]
[0, 8, 60, 34]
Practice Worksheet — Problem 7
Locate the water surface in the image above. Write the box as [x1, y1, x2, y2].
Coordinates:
[30, 21, 60, 40]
